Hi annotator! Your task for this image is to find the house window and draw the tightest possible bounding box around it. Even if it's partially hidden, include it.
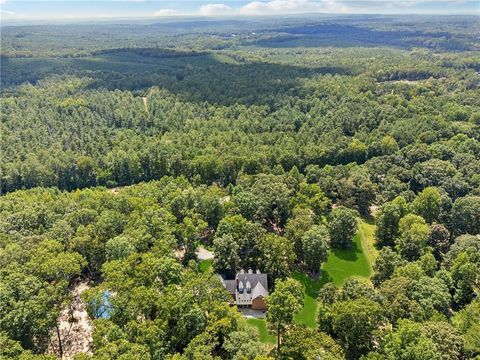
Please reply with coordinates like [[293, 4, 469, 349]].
[[238, 281, 244, 294], [246, 281, 251, 294]]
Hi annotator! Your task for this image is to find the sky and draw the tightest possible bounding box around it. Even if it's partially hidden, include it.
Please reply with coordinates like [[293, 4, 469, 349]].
[[1, 0, 479, 21]]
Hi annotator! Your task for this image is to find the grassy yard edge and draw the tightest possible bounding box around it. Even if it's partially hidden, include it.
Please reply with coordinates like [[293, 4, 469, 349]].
[[358, 220, 378, 273], [248, 219, 378, 341]]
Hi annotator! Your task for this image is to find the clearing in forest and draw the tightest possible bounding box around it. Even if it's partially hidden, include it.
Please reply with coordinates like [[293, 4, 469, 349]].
[[249, 220, 377, 340], [293, 220, 377, 328], [321, 220, 376, 286]]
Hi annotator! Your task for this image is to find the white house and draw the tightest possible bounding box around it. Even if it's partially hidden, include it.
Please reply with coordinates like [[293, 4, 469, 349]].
[[219, 269, 268, 310]]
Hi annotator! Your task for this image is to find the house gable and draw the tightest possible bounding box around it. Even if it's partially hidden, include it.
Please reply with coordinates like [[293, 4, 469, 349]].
[[219, 269, 269, 308]]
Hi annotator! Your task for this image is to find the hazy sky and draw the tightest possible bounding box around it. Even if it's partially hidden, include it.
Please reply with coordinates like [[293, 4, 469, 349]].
[[1, 0, 479, 20]]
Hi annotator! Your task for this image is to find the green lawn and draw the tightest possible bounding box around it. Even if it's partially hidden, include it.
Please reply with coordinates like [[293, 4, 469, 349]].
[[246, 318, 276, 344], [199, 259, 213, 273], [322, 220, 375, 286], [249, 220, 377, 341], [359, 221, 378, 268], [292, 271, 327, 328]]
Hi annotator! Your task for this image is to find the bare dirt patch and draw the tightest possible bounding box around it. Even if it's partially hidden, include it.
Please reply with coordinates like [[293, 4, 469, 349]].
[[175, 247, 186, 260], [369, 205, 379, 217], [49, 281, 93, 359]]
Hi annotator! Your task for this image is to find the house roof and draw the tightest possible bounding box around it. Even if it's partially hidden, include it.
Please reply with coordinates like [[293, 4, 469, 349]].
[[219, 270, 269, 300], [218, 275, 236, 294], [236, 272, 268, 294], [225, 280, 237, 294], [251, 281, 268, 300]]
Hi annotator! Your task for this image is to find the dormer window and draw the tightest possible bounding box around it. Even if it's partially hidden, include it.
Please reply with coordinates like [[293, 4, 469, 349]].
[[246, 281, 251, 294], [238, 281, 244, 294]]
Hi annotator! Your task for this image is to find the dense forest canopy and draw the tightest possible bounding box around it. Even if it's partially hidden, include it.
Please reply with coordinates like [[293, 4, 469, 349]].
[[1, 14, 480, 360], [1, 14, 479, 58]]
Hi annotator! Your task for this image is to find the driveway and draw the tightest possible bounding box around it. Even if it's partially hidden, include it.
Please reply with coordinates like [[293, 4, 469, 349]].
[[239, 308, 267, 319], [196, 246, 214, 260]]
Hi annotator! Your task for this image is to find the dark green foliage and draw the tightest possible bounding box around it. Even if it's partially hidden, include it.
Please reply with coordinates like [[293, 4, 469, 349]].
[[450, 252, 479, 307], [408, 276, 451, 317], [222, 330, 266, 360], [258, 233, 296, 280], [412, 187, 443, 224], [2, 38, 480, 202], [301, 225, 330, 275], [428, 223, 451, 259], [365, 320, 464, 360], [444, 234, 480, 267], [1, 15, 480, 360], [452, 300, 480, 356], [451, 196, 480, 236], [395, 214, 430, 261], [213, 234, 240, 277], [375, 196, 408, 248], [365, 319, 443, 360], [266, 278, 304, 355], [0, 239, 85, 351], [328, 207, 357, 249], [372, 246, 404, 285], [280, 325, 345, 360], [285, 207, 315, 261], [320, 297, 384, 358], [215, 214, 264, 268]]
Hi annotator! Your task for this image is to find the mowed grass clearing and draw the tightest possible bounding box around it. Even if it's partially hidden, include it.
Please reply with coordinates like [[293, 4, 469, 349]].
[[199, 259, 213, 273], [246, 318, 276, 344], [249, 220, 377, 340], [322, 220, 376, 286], [292, 271, 326, 328]]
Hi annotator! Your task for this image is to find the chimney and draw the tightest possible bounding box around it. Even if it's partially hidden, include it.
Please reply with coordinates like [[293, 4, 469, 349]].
[[248, 269, 253, 274], [239, 269, 245, 274], [256, 269, 261, 274]]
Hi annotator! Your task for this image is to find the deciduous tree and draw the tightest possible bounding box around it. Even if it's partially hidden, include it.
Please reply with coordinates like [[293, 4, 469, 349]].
[[266, 278, 304, 357], [328, 207, 357, 249], [301, 225, 330, 275]]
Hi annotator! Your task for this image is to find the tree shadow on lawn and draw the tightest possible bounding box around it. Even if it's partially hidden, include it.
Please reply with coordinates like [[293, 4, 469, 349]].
[[292, 270, 332, 300], [331, 234, 362, 262], [292, 270, 333, 328]]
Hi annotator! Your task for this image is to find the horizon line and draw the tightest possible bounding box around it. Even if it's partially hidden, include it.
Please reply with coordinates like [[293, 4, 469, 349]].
[[2, 12, 479, 25]]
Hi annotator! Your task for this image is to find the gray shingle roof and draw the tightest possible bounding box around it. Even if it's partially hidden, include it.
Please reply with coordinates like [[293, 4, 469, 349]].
[[218, 275, 237, 294], [224, 279, 237, 294], [219, 270, 269, 302], [236, 273, 268, 292]]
